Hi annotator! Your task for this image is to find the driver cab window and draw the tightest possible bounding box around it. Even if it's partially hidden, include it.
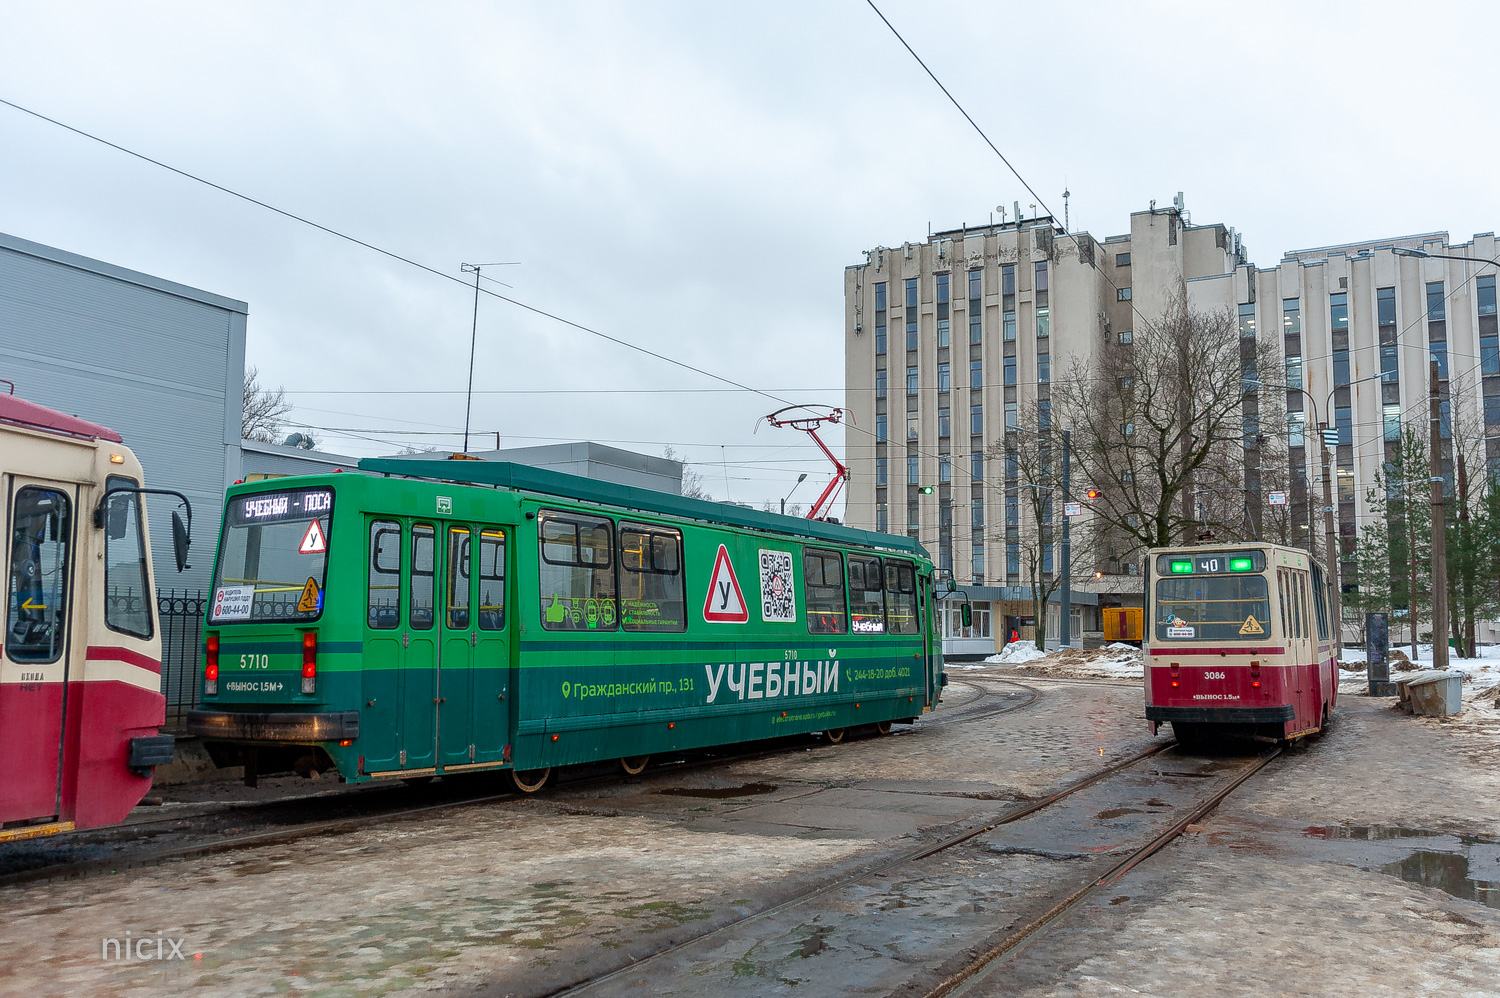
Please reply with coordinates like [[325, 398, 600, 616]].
[[7, 486, 72, 663]]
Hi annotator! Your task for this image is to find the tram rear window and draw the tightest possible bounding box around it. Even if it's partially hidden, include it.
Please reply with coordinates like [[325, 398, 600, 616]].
[[210, 488, 333, 623], [1154, 575, 1270, 642]]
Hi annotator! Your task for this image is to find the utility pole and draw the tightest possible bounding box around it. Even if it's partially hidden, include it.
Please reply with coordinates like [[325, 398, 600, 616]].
[[1060, 429, 1072, 648], [459, 260, 520, 454], [1318, 421, 1341, 654], [1428, 361, 1450, 670]]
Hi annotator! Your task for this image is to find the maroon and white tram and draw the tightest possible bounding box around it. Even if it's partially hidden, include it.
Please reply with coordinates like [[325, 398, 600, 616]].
[[0, 390, 189, 842], [1144, 543, 1338, 746]]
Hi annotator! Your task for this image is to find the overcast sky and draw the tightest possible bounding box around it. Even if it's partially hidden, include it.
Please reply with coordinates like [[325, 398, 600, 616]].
[[5, 1, 1499, 515]]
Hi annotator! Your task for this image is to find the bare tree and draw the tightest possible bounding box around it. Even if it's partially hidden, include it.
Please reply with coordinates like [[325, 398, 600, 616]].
[[1054, 290, 1276, 557], [242, 365, 293, 443], [663, 446, 712, 500]]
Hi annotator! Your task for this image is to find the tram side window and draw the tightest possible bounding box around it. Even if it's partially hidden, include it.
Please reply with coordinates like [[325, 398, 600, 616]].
[[1276, 570, 1290, 640], [447, 527, 472, 629], [368, 520, 401, 629], [410, 524, 435, 630], [619, 522, 685, 633], [103, 475, 153, 639], [848, 555, 885, 634], [6, 486, 71, 663], [804, 548, 847, 634], [1294, 572, 1307, 639], [1310, 563, 1329, 641], [885, 560, 921, 635], [477, 529, 506, 630], [539, 511, 617, 631]]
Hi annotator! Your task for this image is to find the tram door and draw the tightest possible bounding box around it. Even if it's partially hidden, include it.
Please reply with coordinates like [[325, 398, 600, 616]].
[[360, 519, 405, 773], [435, 522, 512, 769], [1, 480, 76, 823], [400, 524, 439, 771]]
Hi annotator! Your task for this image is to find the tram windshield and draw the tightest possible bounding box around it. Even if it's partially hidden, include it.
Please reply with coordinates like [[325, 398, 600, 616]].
[[210, 488, 333, 623], [1154, 575, 1271, 642]]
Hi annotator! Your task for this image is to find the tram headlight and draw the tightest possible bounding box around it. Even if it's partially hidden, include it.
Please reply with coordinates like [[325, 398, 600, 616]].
[[301, 631, 318, 694], [204, 635, 219, 695]]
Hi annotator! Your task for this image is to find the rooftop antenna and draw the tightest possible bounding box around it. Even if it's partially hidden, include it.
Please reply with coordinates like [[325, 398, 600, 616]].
[[996, 204, 1007, 224], [459, 261, 520, 453], [1062, 188, 1071, 232]]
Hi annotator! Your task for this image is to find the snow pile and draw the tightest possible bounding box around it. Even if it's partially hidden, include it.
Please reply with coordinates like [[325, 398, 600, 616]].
[[983, 642, 1145, 679]]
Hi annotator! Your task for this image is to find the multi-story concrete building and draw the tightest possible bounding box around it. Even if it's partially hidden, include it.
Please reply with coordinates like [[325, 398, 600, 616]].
[[843, 198, 1500, 652]]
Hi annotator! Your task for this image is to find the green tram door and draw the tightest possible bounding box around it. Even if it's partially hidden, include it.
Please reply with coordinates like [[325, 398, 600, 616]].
[[361, 519, 511, 778]]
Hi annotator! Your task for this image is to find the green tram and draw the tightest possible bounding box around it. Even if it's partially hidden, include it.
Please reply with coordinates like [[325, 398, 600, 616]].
[[188, 458, 944, 789]]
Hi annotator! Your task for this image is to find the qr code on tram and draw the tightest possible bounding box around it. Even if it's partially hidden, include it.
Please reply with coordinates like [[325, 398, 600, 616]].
[[759, 548, 796, 623]]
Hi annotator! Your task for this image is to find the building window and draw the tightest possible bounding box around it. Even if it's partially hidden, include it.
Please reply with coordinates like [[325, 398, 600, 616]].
[[1122, 422, 1135, 436], [1002, 265, 1016, 341], [1003, 310, 1017, 341], [1005, 448, 1018, 480], [876, 457, 887, 486], [1479, 275, 1497, 316], [1035, 261, 1048, 294], [1380, 345, 1398, 384], [1426, 281, 1445, 320], [1289, 411, 1305, 447], [972, 497, 984, 527], [938, 407, 950, 438], [907, 313, 918, 352], [1283, 298, 1301, 336], [972, 548, 984, 579], [907, 414, 919, 441], [970, 403, 983, 435], [1485, 395, 1500, 427], [1116, 252, 1131, 267], [1439, 398, 1452, 439], [1431, 346, 1449, 379], [968, 268, 982, 343], [876, 503, 888, 532], [905, 277, 918, 310], [939, 455, 952, 483], [1383, 404, 1401, 442], [936, 273, 950, 335], [1042, 543, 1053, 575], [1282, 355, 1301, 390], [876, 413, 887, 443], [1037, 352, 1050, 384], [876, 370, 887, 399], [970, 358, 982, 389], [1330, 292, 1349, 333], [1003, 356, 1016, 387], [1117, 287, 1132, 301], [971, 451, 984, 480], [908, 501, 920, 530], [907, 366, 919, 395], [1118, 329, 1132, 344], [1238, 302, 1256, 339], [1005, 491, 1019, 526], [1333, 348, 1349, 386], [875, 282, 887, 312], [875, 281, 887, 356], [907, 455, 919, 485], [1335, 405, 1352, 445], [938, 363, 950, 391], [1377, 286, 1396, 327], [1036, 304, 1050, 339], [1005, 402, 1018, 430], [1037, 398, 1050, 431], [1006, 541, 1019, 576], [1482, 332, 1500, 376]]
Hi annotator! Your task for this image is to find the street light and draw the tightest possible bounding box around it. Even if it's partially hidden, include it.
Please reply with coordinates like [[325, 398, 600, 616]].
[[781, 473, 808, 516]]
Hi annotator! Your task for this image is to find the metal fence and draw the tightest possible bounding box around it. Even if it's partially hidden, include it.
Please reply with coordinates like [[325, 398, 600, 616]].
[[156, 588, 206, 730]]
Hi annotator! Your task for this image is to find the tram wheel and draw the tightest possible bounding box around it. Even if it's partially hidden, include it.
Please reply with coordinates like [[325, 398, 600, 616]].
[[512, 767, 551, 793], [619, 755, 650, 776], [875, 720, 892, 736], [824, 728, 846, 744]]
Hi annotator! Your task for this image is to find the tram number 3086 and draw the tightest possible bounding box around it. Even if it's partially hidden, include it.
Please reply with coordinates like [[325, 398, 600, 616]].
[[1204, 671, 1226, 680], [240, 654, 270, 670]]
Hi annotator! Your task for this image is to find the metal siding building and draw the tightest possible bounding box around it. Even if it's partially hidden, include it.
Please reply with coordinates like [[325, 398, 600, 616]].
[[0, 230, 247, 593]]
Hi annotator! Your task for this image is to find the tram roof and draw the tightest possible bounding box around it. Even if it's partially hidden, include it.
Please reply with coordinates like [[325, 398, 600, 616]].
[[358, 457, 928, 559]]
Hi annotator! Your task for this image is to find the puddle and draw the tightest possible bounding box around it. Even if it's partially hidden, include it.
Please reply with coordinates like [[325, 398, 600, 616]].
[[1096, 807, 1147, 820], [798, 925, 833, 958], [659, 783, 779, 799], [1381, 851, 1500, 910], [1303, 824, 1500, 846]]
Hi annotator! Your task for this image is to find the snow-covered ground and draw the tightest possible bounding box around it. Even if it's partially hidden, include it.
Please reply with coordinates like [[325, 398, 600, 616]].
[[966, 640, 1500, 696], [1338, 643, 1500, 695]]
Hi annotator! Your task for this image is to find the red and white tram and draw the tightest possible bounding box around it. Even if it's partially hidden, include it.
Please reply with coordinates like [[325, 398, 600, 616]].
[[1144, 543, 1338, 746], [1, 390, 189, 842]]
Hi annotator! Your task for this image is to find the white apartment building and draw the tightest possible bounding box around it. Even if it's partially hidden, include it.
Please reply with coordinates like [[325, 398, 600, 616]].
[[843, 198, 1500, 652]]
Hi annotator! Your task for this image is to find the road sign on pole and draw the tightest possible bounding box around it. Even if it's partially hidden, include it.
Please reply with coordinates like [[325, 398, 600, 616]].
[[1322, 428, 1340, 448], [1063, 501, 1083, 517], [1267, 491, 1287, 506]]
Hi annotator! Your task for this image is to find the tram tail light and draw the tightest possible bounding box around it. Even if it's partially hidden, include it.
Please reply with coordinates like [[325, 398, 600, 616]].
[[302, 632, 318, 694], [204, 635, 219, 695], [1250, 660, 1261, 688], [1170, 663, 1180, 689]]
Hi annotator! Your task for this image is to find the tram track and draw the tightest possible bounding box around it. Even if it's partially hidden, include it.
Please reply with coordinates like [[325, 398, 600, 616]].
[[0, 680, 1040, 889], [534, 740, 1284, 998]]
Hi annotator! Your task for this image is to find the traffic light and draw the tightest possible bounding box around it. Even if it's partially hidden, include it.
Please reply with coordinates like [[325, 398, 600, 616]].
[[960, 602, 973, 627], [919, 486, 934, 494], [1085, 488, 1101, 499]]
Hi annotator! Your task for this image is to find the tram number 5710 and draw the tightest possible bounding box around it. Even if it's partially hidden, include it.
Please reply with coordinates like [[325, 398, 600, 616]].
[[240, 654, 270, 670]]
